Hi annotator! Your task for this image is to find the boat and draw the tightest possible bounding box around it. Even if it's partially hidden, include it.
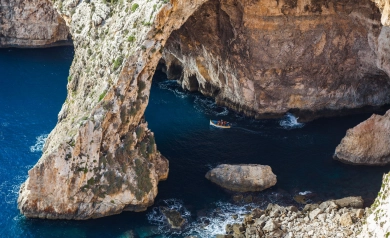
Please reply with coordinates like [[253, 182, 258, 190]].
[[210, 120, 231, 129]]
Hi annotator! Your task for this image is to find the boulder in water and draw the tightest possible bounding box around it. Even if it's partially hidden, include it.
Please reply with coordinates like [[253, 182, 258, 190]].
[[205, 164, 277, 192], [334, 111, 390, 165]]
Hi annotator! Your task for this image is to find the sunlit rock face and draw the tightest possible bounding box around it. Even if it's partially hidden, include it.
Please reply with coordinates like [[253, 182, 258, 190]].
[[8, 0, 390, 226], [334, 110, 390, 165], [162, 0, 390, 121], [17, 0, 208, 220], [0, 0, 71, 47]]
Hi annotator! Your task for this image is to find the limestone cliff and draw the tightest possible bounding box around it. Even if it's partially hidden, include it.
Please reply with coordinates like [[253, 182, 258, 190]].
[[162, 0, 390, 121], [10, 0, 390, 225], [358, 173, 390, 237], [0, 0, 71, 47], [18, 0, 207, 219]]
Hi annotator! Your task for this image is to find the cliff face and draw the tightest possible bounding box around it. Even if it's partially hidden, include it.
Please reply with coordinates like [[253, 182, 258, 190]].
[[18, 0, 207, 219], [0, 0, 71, 47], [162, 0, 390, 121], [9, 0, 390, 225], [359, 173, 390, 237]]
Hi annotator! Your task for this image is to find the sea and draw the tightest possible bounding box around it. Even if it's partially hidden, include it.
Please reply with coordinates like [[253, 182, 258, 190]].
[[1, 46, 389, 237]]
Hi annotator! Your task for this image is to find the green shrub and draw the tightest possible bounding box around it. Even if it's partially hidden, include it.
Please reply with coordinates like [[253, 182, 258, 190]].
[[98, 91, 107, 102], [131, 3, 139, 12], [136, 126, 144, 139], [127, 35, 135, 42], [134, 159, 153, 200], [113, 56, 124, 71]]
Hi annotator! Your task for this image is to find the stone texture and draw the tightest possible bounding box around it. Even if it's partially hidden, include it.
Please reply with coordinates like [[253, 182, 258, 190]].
[[160, 206, 186, 229], [334, 111, 390, 165], [359, 172, 390, 237], [224, 197, 366, 238], [333, 197, 364, 208], [17, 0, 208, 220], [0, 0, 71, 47], [162, 0, 390, 121], [339, 213, 353, 226], [205, 164, 277, 192]]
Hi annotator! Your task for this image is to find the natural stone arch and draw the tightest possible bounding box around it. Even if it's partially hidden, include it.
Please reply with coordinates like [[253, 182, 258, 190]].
[[17, 0, 210, 220], [11, 0, 390, 224]]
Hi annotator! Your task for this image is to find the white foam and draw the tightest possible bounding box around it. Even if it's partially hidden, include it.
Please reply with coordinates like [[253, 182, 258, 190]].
[[158, 81, 188, 98], [147, 198, 191, 235], [30, 134, 48, 153], [184, 201, 254, 237], [279, 113, 304, 130], [299, 191, 312, 196]]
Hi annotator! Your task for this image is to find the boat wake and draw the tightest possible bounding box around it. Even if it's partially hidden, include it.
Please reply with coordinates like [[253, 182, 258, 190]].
[[279, 113, 305, 130], [232, 127, 263, 134], [30, 134, 48, 153]]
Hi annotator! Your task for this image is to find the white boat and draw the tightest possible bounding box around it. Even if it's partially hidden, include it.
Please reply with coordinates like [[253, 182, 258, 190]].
[[210, 120, 231, 129]]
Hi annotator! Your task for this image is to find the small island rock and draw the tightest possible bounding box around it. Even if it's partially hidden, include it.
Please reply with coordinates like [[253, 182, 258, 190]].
[[334, 111, 390, 165], [205, 164, 277, 192], [160, 206, 186, 229]]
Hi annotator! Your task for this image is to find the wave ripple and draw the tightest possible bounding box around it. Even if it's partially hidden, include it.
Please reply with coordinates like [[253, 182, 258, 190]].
[[279, 113, 304, 130], [30, 134, 48, 153]]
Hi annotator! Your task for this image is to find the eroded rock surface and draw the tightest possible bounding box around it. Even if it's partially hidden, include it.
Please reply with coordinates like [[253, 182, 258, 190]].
[[163, 0, 390, 121], [334, 110, 390, 165], [222, 198, 367, 238], [205, 164, 277, 192], [359, 172, 390, 237], [17, 0, 208, 219], [0, 0, 71, 47]]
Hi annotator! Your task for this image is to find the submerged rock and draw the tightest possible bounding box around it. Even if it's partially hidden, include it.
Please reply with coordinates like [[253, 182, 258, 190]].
[[205, 164, 277, 192], [160, 206, 186, 229], [293, 195, 308, 204], [334, 111, 390, 165]]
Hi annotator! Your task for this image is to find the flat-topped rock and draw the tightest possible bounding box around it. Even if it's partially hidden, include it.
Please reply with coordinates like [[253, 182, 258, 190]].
[[205, 164, 277, 192]]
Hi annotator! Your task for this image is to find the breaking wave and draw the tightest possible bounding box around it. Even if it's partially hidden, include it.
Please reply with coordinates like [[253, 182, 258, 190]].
[[279, 113, 304, 130], [184, 202, 254, 237], [147, 199, 261, 237], [30, 134, 48, 153], [158, 80, 188, 99], [146, 199, 191, 235], [299, 191, 312, 196]]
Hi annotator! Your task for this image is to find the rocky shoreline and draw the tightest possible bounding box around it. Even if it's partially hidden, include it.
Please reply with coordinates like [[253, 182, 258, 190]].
[[216, 197, 366, 238]]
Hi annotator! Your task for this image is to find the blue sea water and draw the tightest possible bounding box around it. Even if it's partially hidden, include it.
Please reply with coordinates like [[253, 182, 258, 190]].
[[1, 47, 390, 237]]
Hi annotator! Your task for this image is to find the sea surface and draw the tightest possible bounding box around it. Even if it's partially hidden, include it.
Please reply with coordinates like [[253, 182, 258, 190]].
[[1, 47, 390, 237]]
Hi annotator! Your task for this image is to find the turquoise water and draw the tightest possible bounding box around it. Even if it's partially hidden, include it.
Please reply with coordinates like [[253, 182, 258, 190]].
[[1, 47, 390, 237]]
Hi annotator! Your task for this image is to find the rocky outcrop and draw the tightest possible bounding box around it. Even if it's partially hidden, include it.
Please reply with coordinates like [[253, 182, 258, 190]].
[[372, 0, 390, 26], [0, 0, 71, 47], [160, 206, 186, 229], [205, 164, 277, 192], [358, 172, 390, 238], [17, 0, 208, 219], [10, 0, 390, 225], [334, 110, 390, 165], [221, 198, 367, 238], [162, 0, 390, 121]]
